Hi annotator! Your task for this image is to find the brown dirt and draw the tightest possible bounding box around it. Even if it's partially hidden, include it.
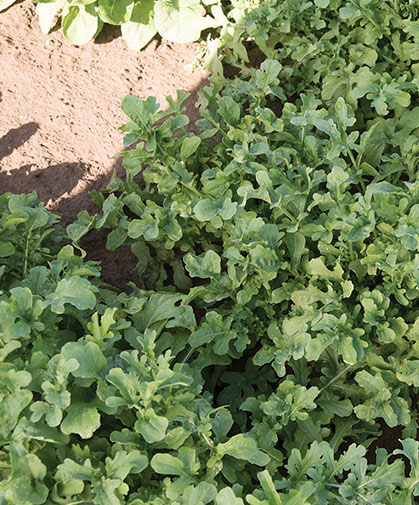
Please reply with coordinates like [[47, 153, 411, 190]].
[[0, 0, 208, 287]]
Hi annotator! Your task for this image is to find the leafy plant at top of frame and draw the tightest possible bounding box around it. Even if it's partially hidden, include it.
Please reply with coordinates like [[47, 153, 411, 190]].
[[1, 0, 226, 49], [34, 0, 224, 48], [0, 0, 18, 13]]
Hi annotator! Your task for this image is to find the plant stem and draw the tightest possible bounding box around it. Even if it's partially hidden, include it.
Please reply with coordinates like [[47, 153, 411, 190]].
[[319, 363, 354, 394], [65, 501, 94, 505], [23, 224, 34, 276]]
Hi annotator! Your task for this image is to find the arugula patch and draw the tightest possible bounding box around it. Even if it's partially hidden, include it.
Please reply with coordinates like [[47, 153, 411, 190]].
[[2, 0, 419, 503]]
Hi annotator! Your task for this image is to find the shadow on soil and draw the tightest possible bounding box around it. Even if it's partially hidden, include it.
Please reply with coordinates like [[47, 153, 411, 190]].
[[0, 82, 207, 289], [0, 122, 39, 162]]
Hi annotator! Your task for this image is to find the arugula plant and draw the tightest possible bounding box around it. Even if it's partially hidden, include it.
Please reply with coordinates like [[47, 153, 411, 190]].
[[0, 192, 65, 291], [2, 0, 419, 503], [1, 196, 418, 504], [60, 3, 418, 500], [200, 0, 419, 79]]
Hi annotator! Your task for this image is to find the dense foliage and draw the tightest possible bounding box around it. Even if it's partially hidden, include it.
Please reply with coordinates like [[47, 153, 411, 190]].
[[0, 0, 237, 49], [1, 0, 419, 504]]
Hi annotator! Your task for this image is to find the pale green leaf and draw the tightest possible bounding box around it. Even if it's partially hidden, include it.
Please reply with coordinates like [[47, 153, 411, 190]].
[[61, 341, 107, 379], [62, 5, 101, 45], [97, 0, 134, 25], [46, 275, 96, 314], [154, 0, 204, 43], [36, 0, 63, 34], [121, 0, 157, 51], [61, 403, 101, 439]]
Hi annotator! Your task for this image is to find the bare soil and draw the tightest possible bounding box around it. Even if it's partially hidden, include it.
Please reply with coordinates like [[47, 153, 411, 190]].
[[0, 0, 208, 286]]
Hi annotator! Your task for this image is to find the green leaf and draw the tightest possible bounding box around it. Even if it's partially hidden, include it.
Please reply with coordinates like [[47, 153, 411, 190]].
[[307, 258, 343, 282], [154, 0, 205, 43], [249, 244, 279, 274], [181, 136, 201, 159], [189, 482, 217, 505], [212, 410, 233, 440], [327, 166, 349, 192], [334, 97, 355, 130], [151, 453, 185, 475], [97, 0, 134, 25], [0, 390, 33, 438], [217, 435, 270, 466], [396, 360, 419, 386], [193, 199, 220, 221], [121, 94, 159, 125], [46, 275, 96, 314], [61, 341, 107, 379], [121, 0, 157, 51], [394, 439, 419, 485], [61, 403, 101, 439], [287, 441, 326, 482], [258, 470, 282, 505], [57, 458, 96, 481], [135, 411, 169, 443], [355, 370, 386, 394], [62, 4, 101, 45], [193, 197, 237, 222], [0, 241, 15, 257], [189, 311, 237, 354], [218, 96, 241, 125], [105, 450, 148, 480], [325, 443, 367, 479], [66, 210, 96, 242], [106, 226, 128, 251], [128, 214, 159, 240], [30, 401, 62, 427], [216, 487, 245, 505], [184, 250, 221, 278], [91, 478, 122, 505], [132, 293, 195, 331], [286, 232, 305, 271]]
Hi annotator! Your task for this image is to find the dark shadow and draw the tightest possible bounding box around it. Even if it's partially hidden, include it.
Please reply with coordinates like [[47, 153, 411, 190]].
[[0, 161, 88, 215], [48, 19, 63, 35], [93, 23, 123, 45], [0, 91, 2, 104], [0, 122, 39, 162]]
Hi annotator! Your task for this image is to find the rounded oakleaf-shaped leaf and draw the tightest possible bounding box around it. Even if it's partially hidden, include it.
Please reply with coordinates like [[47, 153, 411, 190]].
[[61, 404, 101, 439], [62, 4, 102, 45], [154, 0, 205, 43], [121, 0, 157, 51]]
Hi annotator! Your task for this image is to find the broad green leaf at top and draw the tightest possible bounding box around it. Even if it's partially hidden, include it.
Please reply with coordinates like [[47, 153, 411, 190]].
[[154, 0, 208, 43]]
